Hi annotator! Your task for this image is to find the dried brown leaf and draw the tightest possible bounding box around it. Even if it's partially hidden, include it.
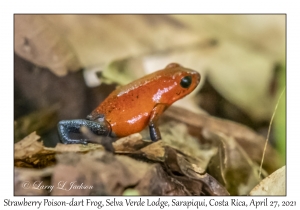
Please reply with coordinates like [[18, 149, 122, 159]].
[[14, 132, 43, 159], [14, 132, 103, 168], [43, 15, 201, 67], [160, 121, 218, 173], [135, 164, 190, 196], [113, 133, 149, 152], [139, 141, 166, 162], [164, 146, 229, 196], [14, 15, 81, 76]]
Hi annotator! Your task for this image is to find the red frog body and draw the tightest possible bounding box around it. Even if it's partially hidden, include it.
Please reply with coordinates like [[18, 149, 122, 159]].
[[58, 63, 200, 149]]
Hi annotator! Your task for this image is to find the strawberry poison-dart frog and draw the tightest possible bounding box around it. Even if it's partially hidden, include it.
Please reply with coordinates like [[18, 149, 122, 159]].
[[58, 63, 201, 147]]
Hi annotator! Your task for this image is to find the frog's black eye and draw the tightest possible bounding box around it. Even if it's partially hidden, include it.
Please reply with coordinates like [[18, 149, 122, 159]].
[[180, 76, 192, 88]]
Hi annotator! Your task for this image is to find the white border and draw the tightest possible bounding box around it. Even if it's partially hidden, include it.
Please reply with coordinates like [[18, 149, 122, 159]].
[[2, 0, 298, 209]]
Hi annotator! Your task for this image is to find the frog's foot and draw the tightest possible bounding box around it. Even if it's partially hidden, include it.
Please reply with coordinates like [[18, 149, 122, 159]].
[[57, 119, 93, 145]]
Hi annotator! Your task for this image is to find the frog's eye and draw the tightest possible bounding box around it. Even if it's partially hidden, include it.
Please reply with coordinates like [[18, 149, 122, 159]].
[[180, 76, 192, 88]]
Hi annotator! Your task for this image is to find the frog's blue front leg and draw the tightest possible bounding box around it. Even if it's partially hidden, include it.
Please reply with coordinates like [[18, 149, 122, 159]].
[[57, 119, 111, 145]]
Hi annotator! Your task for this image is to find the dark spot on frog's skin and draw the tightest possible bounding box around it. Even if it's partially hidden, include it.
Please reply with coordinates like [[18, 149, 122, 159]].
[[176, 91, 182, 95], [136, 95, 139, 99]]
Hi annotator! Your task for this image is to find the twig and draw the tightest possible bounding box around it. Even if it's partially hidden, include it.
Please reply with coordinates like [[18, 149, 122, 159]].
[[259, 87, 285, 178]]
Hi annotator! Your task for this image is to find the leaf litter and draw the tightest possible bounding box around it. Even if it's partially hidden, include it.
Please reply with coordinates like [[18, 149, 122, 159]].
[[14, 106, 282, 195]]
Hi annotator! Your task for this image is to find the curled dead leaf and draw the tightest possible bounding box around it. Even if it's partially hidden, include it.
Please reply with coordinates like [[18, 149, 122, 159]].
[[164, 146, 229, 196], [204, 130, 266, 195]]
